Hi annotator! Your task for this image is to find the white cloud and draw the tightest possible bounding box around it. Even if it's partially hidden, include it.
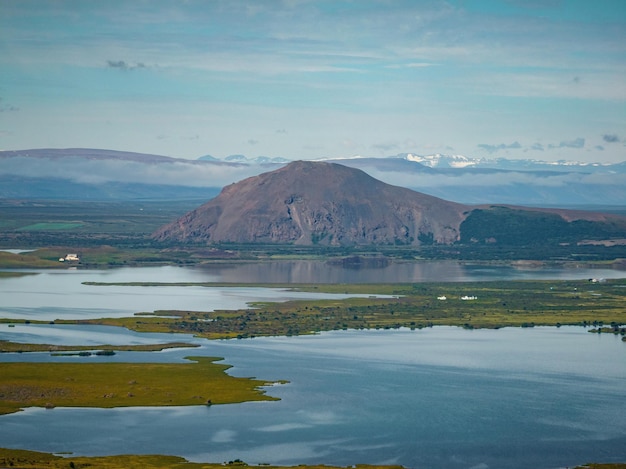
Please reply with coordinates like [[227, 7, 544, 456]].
[[0, 157, 265, 187], [362, 166, 626, 190]]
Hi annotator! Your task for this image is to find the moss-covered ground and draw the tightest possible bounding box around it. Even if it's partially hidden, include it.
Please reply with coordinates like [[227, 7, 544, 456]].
[[0, 356, 281, 415]]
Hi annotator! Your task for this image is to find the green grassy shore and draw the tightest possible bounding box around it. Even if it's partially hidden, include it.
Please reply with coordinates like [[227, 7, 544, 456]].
[[0, 448, 622, 469], [0, 341, 198, 353], [0, 356, 281, 415]]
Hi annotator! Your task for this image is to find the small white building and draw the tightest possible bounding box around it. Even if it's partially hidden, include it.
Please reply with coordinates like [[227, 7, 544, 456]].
[[59, 253, 80, 262]]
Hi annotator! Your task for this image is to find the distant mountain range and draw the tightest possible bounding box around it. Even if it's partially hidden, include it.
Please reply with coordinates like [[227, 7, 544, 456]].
[[365, 153, 626, 172], [1, 148, 625, 206], [199, 154, 291, 164], [204, 151, 626, 173], [153, 161, 626, 247]]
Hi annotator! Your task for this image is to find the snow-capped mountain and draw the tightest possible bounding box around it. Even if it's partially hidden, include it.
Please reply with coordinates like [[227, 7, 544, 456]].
[[221, 154, 290, 164], [200, 151, 621, 173], [384, 153, 620, 172], [399, 153, 480, 168]]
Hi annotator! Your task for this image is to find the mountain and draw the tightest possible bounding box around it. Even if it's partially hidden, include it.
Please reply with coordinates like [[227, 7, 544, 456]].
[[153, 161, 626, 246], [222, 154, 290, 164], [0, 147, 183, 163], [153, 161, 468, 245], [401, 153, 478, 168], [322, 155, 626, 206], [377, 153, 626, 173], [197, 154, 219, 162]]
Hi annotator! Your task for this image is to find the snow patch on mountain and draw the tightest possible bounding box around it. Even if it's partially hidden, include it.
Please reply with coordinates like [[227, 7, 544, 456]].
[[401, 153, 479, 168]]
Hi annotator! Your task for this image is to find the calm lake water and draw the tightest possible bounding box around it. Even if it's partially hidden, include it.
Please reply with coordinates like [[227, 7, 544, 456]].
[[1, 262, 625, 468], [1, 327, 625, 469], [2, 261, 625, 321], [0, 265, 400, 321], [174, 260, 626, 284]]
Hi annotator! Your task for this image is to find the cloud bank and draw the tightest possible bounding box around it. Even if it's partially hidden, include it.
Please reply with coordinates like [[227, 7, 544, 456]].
[[0, 157, 265, 188]]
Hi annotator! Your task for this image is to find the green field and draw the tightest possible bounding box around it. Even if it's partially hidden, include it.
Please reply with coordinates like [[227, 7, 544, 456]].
[[0, 199, 201, 233], [18, 222, 84, 231]]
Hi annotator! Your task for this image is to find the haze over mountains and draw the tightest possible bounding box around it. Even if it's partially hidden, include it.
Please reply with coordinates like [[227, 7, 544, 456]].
[[1, 148, 626, 206]]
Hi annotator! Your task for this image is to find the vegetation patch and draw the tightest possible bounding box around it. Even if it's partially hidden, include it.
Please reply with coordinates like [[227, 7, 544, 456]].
[[18, 222, 84, 231], [460, 207, 626, 246], [0, 448, 406, 469], [0, 341, 198, 354], [65, 279, 626, 339], [0, 270, 39, 278], [0, 252, 60, 268], [0, 356, 281, 415]]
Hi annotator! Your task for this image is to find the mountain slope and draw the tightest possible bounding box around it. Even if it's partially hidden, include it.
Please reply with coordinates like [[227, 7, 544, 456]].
[[153, 161, 470, 246], [152, 161, 626, 247]]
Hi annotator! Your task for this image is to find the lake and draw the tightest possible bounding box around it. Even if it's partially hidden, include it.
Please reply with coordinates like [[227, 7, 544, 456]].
[[167, 260, 626, 284], [2, 261, 626, 321], [1, 262, 625, 468], [1, 327, 625, 469], [0, 265, 401, 321]]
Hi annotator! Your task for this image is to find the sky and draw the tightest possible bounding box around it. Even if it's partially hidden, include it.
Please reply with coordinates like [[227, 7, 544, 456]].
[[1, 0, 625, 163]]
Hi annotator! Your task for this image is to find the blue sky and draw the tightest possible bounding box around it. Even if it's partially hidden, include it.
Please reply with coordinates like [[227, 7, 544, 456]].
[[1, 0, 625, 162]]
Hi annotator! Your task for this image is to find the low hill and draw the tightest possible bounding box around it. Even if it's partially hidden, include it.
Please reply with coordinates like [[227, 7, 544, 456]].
[[153, 161, 626, 246]]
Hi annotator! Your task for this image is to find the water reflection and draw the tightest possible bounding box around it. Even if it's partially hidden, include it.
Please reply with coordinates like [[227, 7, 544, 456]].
[[192, 260, 626, 283], [0, 267, 395, 320]]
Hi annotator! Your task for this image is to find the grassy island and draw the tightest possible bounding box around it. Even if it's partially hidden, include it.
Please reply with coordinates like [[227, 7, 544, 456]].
[[0, 356, 282, 415], [70, 278, 626, 339], [0, 340, 198, 354]]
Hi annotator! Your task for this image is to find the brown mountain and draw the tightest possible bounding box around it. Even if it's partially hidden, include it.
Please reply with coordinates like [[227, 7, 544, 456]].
[[153, 160, 626, 246]]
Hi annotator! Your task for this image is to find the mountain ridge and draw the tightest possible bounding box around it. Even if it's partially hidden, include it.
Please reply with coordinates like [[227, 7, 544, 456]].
[[2, 148, 626, 205]]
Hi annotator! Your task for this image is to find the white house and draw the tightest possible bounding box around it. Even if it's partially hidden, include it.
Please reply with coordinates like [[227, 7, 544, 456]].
[[59, 253, 80, 262]]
